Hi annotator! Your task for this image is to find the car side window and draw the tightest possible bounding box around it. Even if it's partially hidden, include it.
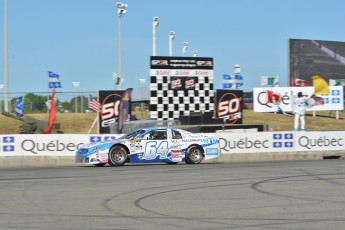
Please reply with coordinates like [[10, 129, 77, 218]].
[[142, 131, 167, 140], [142, 133, 152, 140], [172, 130, 182, 139]]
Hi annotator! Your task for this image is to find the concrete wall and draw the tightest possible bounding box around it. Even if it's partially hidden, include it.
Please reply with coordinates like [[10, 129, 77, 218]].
[[1, 150, 344, 168]]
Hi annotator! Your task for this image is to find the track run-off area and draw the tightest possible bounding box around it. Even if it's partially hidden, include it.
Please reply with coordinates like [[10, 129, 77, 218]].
[[1, 160, 345, 229]]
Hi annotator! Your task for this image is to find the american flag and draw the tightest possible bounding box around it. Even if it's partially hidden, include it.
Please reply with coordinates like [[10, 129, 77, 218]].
[[89, 95, 102, 112]]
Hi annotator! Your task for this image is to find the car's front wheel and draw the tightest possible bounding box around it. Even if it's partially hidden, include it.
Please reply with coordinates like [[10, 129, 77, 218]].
[[185, 145, 204, 164], [108, 145, 128, 166]]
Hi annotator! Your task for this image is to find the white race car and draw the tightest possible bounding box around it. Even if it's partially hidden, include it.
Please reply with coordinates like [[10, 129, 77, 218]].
[[76, 127, 220, 166]]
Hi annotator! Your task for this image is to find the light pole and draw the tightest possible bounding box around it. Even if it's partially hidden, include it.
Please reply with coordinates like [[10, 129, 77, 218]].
[[72, 82, 80, 113], [169, 31, 175, 56], [182, 42, 188, 57], [193, 50, 199, 57], [152, 16, 159, 56], [139, 78, 146, 87], [0, 84, 3, 114], [117, 2, 127, 90], [234, 64, 241, 74], [4, 0, 9, 112], [81, 94, 84, 113]]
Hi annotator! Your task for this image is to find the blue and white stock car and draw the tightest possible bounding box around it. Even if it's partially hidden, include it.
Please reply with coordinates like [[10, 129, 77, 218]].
[[76, 127, 220, 166]]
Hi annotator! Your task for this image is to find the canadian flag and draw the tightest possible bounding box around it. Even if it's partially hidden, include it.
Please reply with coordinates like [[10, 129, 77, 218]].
[[267, 90, 281, 105], [292, 77, 308, 86]]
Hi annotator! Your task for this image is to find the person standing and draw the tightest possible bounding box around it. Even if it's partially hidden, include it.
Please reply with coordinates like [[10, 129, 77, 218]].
[[293, 92, 310, 131]]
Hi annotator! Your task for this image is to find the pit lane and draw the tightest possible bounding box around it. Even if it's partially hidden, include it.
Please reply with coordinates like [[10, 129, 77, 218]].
[[1, 160, 345, 229]]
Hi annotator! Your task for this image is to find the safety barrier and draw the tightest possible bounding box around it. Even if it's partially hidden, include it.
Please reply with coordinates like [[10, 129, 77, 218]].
[[1, 131, 344, 167]]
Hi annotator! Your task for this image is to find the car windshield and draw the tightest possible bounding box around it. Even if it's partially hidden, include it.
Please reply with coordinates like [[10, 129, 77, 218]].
[[118, 129, 146, 140]]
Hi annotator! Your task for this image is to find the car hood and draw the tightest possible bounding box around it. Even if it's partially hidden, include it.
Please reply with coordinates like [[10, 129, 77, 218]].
[[80, 139, 128, 149]]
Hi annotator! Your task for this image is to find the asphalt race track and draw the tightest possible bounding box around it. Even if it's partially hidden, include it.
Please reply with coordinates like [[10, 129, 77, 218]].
[[1, 160, 345, 229]]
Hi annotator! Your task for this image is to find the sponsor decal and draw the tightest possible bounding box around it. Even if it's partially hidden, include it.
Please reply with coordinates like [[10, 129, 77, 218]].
[[170, 144, 184, 149], [2, 145, 15, 152], [170, 77, 197, 90], [155, 70, 170, 76], [332, 98, 340, 103], [254, 87, 344, 112], [203, 138, 218, 144], [90, 136, 102, 142], [175, 70, 189, 76], [3, 136, 15, 143], [220, 137, 269, 151], [170, 150, 184, 162], [104, 136, 117, 141], [150, 57, 213, 70], [197, 60, 212, 66], [21, 139, 85, 154], [206, 148, 219, 156], [98, 90, 132, 133], [257, 90, 291, 109], [2, 136, 15, 152], [182, 139, 203, 143], [151, 60, 168, 65], [171, 77, 182, 90], [100, 92, 122, 128], [194, 70, 209, 76], [185, 78, 196, 89], [298, 135, 343, 150], [332, 90, 340, 96], [136, 144, 142, 150], [272, 133, 294, 148], [216, 90, 243, 124]]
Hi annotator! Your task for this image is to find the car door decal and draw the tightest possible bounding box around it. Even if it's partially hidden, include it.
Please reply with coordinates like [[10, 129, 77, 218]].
[[143, 141, 169, 160]]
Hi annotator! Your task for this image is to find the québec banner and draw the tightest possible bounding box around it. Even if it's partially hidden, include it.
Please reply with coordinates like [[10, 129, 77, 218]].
[[253, 86, 344, 112], [1, 131, 344, 156]]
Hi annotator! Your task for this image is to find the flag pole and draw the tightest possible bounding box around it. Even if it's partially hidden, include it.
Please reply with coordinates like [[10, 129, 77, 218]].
[[88, 116, 98, 134]]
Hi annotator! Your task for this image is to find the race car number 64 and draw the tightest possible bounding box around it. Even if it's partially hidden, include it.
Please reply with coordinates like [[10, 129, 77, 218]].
[[144, 141, 169, 160]]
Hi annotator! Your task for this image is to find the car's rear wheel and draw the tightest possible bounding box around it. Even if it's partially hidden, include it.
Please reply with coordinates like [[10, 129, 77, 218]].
[[185, 145, 204, 164], [108, 145, 128, 166]]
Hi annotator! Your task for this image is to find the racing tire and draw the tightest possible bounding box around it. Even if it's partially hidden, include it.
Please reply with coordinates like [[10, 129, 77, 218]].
[[108, 145, 128, 166], [185, 145, 204, 164]]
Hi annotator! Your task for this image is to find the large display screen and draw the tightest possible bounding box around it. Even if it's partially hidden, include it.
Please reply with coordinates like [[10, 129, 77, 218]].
[[289, 39, 345, 86]]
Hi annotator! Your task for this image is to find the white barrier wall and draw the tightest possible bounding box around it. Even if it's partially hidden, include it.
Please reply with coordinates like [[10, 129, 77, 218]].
[[1, 131, 344, 157], [215, 131, 345, 154], [0, 134, 122, 156]]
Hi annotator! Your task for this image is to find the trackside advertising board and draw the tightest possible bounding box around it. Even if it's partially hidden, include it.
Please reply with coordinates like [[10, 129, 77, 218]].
[[98, 90, 133, 134], [1, 131, 344, 156], [215, 131, 345, 154], [253, 86, 344, 112], [0, 134, 122, 156], [216, 89, 243, 124]]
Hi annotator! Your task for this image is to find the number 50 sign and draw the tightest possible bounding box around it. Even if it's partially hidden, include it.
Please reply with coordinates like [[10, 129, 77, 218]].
[[216, 89, 243, 124], [98, 91, 124, 133]]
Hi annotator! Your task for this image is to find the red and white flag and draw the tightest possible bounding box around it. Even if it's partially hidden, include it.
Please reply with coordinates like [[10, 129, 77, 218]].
[[292, 77, 308, 86], [267, 90, 281, 105], [88, 95, 102, 112], [44, 88, 56, 134]]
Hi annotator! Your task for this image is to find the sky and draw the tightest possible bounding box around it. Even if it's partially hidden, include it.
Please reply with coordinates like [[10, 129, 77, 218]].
[[1, 0, 345, 101]]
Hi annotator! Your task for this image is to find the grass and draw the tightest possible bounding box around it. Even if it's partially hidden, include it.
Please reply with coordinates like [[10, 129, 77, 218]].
[[243, 110, 345, 131], [0, 110, 344, 134]]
